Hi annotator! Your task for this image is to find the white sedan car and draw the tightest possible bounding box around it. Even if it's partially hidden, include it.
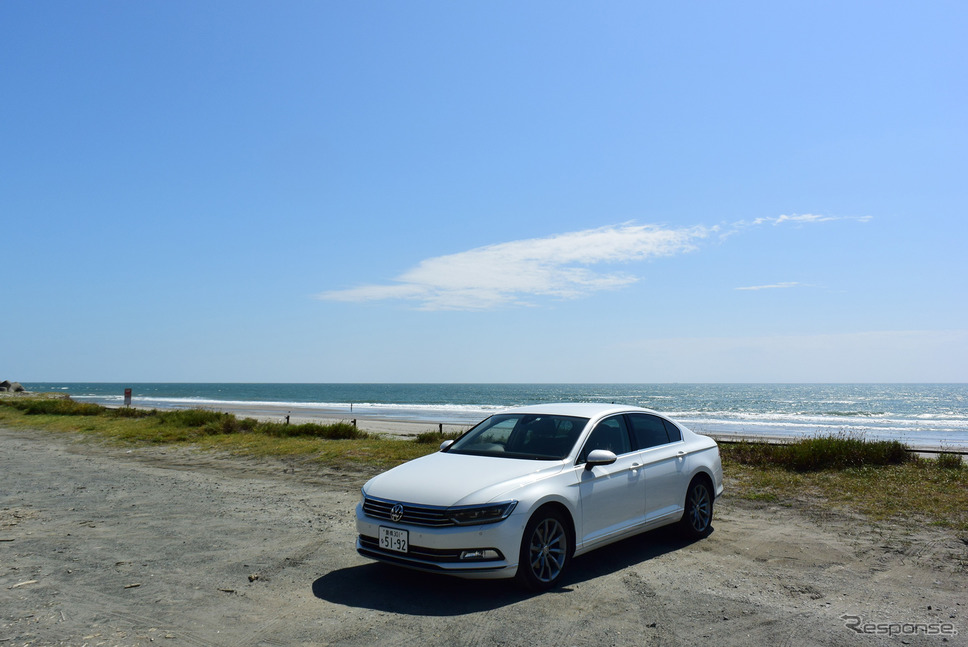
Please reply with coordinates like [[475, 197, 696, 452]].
[[355, 403, 723, 589]]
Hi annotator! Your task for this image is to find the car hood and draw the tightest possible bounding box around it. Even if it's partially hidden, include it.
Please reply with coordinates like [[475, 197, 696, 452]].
[[362, 451, 566, 507]]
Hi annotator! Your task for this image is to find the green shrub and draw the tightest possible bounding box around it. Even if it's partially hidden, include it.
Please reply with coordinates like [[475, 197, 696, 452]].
[[157, 408, 230, 428], [10, 398, 105, 416], [935, 453, 964, 470], [262, 421, 367, 440], [110, 406, 153, 419], [199, 415, 256, 435], [413, 430, 463, 444], [785, 436, 909, 471], [142, 408, 366, 439], [723, 435, 911, 472]]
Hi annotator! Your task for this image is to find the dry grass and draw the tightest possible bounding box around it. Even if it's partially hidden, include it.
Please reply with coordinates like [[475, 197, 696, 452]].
[[0, 395, 429, 471], [723, 452, 968, 531]]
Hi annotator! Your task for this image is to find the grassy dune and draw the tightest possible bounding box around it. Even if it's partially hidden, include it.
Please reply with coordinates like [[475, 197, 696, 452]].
[[1, 394, 965, 530], [722, 440, 966, 528]]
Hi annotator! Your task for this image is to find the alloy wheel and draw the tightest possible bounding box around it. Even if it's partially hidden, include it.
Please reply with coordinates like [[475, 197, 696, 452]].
[[527, 517, 567, 584], [687, 482, 712, 532]]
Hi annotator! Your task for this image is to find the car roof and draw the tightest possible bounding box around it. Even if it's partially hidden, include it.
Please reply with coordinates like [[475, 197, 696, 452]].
[[498, 402, 659, 419]]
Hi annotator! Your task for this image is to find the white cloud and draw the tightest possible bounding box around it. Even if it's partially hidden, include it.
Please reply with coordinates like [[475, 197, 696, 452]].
[[754, 213, 836, 225], [320, 213, 871, 311], [732, 213, 873, 229], [318, 224, 711, 310], [735, 282, 803, 291]]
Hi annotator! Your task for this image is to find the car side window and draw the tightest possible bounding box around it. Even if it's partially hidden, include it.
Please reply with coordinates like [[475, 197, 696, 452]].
[[578, 415, 632, 463], [628, 413, 672, 449], [663, 418, 682, 443], [662, 420, 682, 443]]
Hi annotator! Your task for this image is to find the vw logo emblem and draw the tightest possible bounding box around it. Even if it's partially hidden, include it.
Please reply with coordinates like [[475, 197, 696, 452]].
[[390, 504, 404, 523]]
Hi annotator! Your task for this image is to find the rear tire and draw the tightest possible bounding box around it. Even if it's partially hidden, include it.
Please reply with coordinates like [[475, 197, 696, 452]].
[[515, 509, 570, 590], [679, 477, 713, 539]]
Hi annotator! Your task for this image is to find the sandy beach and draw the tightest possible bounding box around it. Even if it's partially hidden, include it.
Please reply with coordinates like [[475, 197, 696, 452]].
[[112, 400, 474, 439]]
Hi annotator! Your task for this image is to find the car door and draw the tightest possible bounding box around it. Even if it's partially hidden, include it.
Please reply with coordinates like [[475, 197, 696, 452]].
[[627, 413, 688, 524], [576, 415, 646, 547]]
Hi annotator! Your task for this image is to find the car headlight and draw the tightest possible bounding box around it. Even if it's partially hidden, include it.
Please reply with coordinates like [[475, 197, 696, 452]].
[[448, 501, 518, 526]]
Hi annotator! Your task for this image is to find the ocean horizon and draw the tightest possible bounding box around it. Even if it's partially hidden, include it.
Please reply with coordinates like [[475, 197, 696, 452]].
[[22, 382, 968, 450]]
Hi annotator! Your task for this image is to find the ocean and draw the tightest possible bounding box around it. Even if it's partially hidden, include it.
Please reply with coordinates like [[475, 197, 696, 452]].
[[22, 382, 968, 450]]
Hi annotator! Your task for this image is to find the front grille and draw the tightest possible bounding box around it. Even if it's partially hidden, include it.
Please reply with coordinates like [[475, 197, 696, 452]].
[[362, 496, 454, 527]]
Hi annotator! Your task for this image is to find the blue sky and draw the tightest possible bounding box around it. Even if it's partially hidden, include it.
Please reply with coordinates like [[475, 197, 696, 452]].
[[2, 1, 966, 383]]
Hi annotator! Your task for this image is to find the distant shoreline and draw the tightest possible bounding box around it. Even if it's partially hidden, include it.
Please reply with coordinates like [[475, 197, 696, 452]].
[[20, 382, 968, 451], [99, 399, 965, 455]]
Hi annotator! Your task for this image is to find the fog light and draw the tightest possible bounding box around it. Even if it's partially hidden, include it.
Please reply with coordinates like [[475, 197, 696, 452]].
[[460, 549, 500, 561]]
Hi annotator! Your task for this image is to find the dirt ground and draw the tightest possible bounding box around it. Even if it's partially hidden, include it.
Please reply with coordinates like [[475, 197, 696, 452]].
[[1, 427, 965, 647]]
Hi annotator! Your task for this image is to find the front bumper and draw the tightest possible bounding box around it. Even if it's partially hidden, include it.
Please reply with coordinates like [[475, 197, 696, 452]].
[[355, 502, 526, 580]]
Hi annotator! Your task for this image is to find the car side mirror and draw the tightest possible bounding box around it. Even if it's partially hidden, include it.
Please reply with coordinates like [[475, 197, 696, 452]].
[[439, 439, 455, 451], [584, 449, 617, 470]]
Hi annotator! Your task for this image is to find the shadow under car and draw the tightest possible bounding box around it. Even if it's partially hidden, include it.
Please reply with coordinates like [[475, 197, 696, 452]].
[[311, 524, 711, 615]]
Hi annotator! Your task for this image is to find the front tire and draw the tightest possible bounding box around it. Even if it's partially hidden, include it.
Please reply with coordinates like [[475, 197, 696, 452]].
[[516, 509, 570, 590], [679, 478, 713, 539]]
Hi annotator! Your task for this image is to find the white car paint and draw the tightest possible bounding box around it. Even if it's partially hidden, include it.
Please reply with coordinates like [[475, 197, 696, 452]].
[[355, 403, 723, 587]]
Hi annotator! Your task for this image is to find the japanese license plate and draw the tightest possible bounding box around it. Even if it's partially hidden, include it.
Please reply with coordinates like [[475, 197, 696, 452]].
[[379, 526, 409, 553]]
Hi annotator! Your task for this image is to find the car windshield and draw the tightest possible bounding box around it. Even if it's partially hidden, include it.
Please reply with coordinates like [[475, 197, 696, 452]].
[[446, 413, 589, 460]]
